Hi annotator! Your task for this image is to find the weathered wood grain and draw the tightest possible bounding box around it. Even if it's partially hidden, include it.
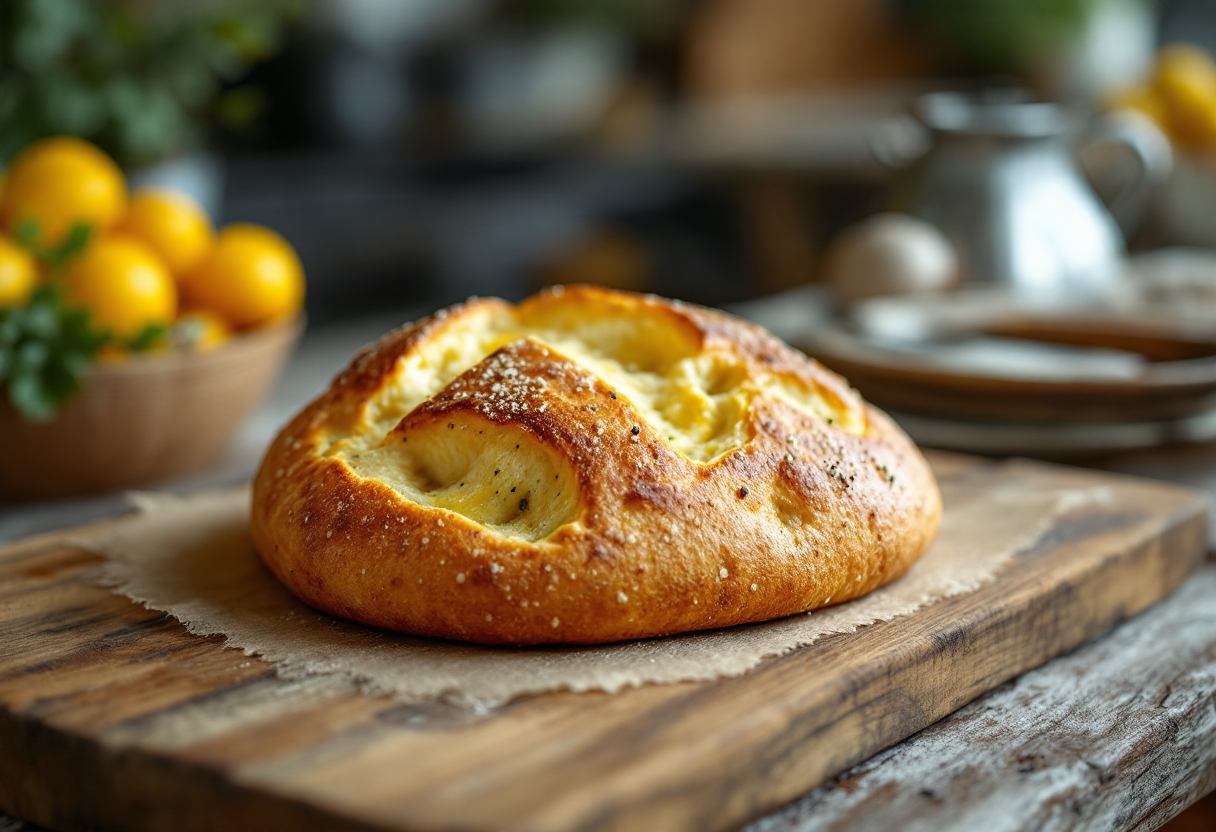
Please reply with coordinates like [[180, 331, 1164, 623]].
[[0, 457, 1207, 832], [746, 564, 1216, 832]]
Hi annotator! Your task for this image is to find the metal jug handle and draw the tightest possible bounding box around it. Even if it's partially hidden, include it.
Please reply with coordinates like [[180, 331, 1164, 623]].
[[1076, 110, 1173, 238]]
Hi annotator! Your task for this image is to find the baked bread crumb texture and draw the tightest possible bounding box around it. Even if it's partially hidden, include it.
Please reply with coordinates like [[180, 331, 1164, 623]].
[[253, 286, 941, 644]]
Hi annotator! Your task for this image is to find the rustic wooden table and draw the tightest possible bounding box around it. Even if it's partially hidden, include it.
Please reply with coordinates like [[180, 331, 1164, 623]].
[[2, 307, 1214, 832], [746, 562, 1216, 832]]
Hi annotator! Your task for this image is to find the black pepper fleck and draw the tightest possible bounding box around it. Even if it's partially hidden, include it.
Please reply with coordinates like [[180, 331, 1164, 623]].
[[519, 497, 528, 511], [738, 486, 749, 498], [511, 486, 516, 493], [610, 392, 617, 399], [631, 425, 640, 435]]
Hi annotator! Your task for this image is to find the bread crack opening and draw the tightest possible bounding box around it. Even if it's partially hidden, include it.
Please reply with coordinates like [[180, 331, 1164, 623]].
[[344, 418, 578, 542], [328, 294, 864, 531]]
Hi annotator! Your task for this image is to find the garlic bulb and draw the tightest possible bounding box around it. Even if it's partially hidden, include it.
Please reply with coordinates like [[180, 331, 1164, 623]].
[[826, 214, 957, 305]]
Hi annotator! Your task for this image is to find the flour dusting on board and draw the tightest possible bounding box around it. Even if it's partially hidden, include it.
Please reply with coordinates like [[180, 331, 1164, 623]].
[[80, 461, 1113, 709]]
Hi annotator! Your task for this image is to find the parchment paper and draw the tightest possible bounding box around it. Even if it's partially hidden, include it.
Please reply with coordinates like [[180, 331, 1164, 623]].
[[77, 463, 1111, 709]]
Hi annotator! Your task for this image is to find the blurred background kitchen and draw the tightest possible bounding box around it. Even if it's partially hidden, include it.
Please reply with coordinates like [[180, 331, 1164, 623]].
[[11, 0, 1216, 523], [8, 0, 1211, 315]]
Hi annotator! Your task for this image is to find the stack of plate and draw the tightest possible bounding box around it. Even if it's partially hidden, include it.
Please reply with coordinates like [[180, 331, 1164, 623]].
[[731, 267, 1216, 456]]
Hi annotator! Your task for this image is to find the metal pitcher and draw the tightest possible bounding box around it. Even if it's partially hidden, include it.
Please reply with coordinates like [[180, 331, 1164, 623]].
[[899, 90, 1170, 301]]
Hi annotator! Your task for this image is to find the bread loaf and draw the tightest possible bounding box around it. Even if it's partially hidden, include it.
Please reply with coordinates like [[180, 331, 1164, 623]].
[[252, 286, 941, 644]]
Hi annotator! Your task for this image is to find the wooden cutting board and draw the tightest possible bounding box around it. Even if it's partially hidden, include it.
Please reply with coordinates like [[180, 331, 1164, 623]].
[[0, 453, 1207, 832]]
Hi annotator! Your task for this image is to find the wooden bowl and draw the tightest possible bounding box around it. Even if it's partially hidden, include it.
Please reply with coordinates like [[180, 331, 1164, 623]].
[[0, 317, 303, 501]]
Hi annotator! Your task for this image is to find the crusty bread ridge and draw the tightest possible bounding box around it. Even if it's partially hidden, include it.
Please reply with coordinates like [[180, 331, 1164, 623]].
[[251, 286, 941, 645]]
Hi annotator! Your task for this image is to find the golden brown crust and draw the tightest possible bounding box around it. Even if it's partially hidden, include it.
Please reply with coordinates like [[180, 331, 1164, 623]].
[[251, 286, 941, 644]]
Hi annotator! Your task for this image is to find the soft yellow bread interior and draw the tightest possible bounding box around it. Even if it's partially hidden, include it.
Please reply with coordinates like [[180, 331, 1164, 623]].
[[340, 417, 580, 541], [328, 296, 865, 540]]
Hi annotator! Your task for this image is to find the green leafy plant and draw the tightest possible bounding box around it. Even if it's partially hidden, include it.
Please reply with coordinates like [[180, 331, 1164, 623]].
[[0, 282, 107, 422], [0, 222, 167, 422], [0, 0, 296, 167], [909, 0, 1100, 74]]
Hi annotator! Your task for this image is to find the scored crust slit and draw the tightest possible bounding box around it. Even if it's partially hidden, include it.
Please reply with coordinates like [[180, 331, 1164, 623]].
[[252, 286, 942, 645]]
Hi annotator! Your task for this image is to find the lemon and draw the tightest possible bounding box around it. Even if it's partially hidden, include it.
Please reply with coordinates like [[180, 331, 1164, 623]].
[[171, 310, 232, 352], [66, 236, 177, 339], [117, 188, 215, 281], [0, 236, 37, 308], [1155, 44, 1216, 147], [188, 223, 304, 328], [0, 137, 127, 246]]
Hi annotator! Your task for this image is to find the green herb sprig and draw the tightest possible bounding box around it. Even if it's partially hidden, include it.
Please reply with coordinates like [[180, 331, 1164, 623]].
[[0, 282, 107, 421]]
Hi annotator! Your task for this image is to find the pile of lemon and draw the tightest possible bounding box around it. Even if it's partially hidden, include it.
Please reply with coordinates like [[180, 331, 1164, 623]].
[[0, 137, 303, 353], [1113, 44, 1216, 151]]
